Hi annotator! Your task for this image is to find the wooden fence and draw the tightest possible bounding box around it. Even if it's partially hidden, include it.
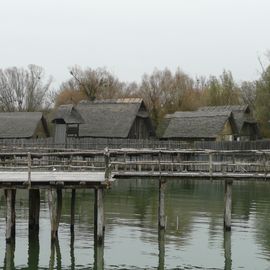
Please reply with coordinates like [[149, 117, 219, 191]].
[[1, 137, 270, 151]]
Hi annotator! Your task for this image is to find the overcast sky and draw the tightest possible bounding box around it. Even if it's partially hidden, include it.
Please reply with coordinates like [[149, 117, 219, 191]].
[[0, 0, 269, 87]]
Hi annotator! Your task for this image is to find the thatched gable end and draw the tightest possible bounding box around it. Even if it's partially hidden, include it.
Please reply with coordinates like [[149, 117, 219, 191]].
[[52, 98, 155, 140], [159, 111, 237, 141], [77, 98, 155, 139], [0, 112, 49, 139], [198, 105, 260, 140]]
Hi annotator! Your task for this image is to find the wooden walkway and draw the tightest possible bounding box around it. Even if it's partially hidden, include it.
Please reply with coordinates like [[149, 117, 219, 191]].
[[1, 147, 270, 244]]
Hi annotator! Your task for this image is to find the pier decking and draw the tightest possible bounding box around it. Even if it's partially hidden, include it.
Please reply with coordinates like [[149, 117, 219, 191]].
[[1, 147, 270, 244]]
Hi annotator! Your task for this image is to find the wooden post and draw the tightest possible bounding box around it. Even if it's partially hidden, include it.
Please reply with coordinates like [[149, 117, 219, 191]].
[[224, 179, 233, 231], [28, 152, 31, 187], [29, 189, 40, 231], [94, 188, 104, 244], [209, 152, 213, 179], [5, 189, 16, 242], [48, 189, 62, 242], [70, 189, 76, 231], [104, 147, 111, 184], [158, 179, 166, 229]]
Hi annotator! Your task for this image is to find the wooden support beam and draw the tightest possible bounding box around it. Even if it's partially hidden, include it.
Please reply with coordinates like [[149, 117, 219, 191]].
[[5, 189, 16, 242], [94, 188, 104, 244], [70, 189, 76, 231], [224, 179, 233, 231], [48, 189, 62, 242], [158, 179, 166, 229], [29, 189, 40, 231]]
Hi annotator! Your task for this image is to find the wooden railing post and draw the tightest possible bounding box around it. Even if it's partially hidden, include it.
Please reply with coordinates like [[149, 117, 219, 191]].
[[209, 151, 213, 179], [158, 151, 161, 174], [28, 152, 31, 187], [104, 147, 111, 184], [263, 151, 267, 179]]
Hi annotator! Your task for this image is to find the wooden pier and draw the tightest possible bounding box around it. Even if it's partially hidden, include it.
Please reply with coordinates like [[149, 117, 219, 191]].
[[1, 147, 270, 244]]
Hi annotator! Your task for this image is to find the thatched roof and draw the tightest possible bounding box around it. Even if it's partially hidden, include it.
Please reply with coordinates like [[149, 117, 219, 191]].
[[76, 98, 152, 138], [0, 112, 49, 138], [198, 105, 256, 134], [52, 98, 154, 138], [51, 104, 84, 124], [159, 111, 235, 139]]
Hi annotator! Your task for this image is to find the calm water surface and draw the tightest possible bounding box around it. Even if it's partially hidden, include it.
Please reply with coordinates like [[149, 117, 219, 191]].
[[0, 179, 270, 269]]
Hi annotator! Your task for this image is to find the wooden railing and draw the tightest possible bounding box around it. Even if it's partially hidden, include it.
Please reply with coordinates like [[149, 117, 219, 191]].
[[0, 148, 270, 180]]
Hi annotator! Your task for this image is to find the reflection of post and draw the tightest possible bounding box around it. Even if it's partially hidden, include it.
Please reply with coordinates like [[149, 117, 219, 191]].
[[49, 238, 62, 270], [49, 242, 55, 270], [5, 189, 16, 242], [224, 180, 233, 231], [70, 189, 76, 232], [28, 230, 40, 269], [158, 228, 165, 270], [224, 231, 232, 270], [55, 238, 62, 270], [94, 239, 104, 270], [159, 179, 166, 229], [48, 188, 62, 242], [4, 240, 15, 270], [29, 189, 40, 231], [70, 232, 75, 270], [94, 187, 104, 244]]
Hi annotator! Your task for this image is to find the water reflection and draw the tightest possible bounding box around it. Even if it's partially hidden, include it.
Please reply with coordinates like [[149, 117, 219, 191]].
[[224, 231, 232, 270], [2, 181, 270, 269], [94, 240, 104, 270], [4, 240, 15, 270], [49, 238, 62, 270], [70, 232, 75, 270], [28, 231, 39, 269], [158, 229, 165, 270]]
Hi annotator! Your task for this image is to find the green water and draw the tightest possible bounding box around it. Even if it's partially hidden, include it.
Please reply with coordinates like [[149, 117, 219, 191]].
[[1, 179, 270, 269]]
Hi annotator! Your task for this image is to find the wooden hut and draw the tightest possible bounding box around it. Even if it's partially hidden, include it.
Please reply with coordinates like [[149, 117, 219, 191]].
[[52, 104, 84, 144], [158, 111, 237, 142], [198, 105, 260, 141], [52, 98, 155, 142], [0, 112, 49, 139]]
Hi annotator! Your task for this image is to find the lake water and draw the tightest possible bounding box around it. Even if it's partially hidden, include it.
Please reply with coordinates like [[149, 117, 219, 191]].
[[0, 179, 270, 269]]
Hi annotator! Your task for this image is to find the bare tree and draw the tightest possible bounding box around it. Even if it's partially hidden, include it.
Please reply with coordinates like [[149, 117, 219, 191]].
[[0, 65, 52, 112], [68, 66, 124, 101]]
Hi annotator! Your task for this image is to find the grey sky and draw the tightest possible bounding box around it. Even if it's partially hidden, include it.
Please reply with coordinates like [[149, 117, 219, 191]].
[[0, 0, 269, 87]]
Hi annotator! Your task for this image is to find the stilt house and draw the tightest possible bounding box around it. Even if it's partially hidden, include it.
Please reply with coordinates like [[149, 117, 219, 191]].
[[0, 112, 49, 139], [52, 98, 155, 143], [158, 111, 237, 141], [198, 105, 260, 141]]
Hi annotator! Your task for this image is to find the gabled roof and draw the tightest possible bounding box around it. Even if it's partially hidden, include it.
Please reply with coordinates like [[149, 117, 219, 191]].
[[198, 105, 254, 133], [75, 98, 152, 138], [159, 111, 235, 139], [51, 104, 84, 124], [0, 112, 49, 138]]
